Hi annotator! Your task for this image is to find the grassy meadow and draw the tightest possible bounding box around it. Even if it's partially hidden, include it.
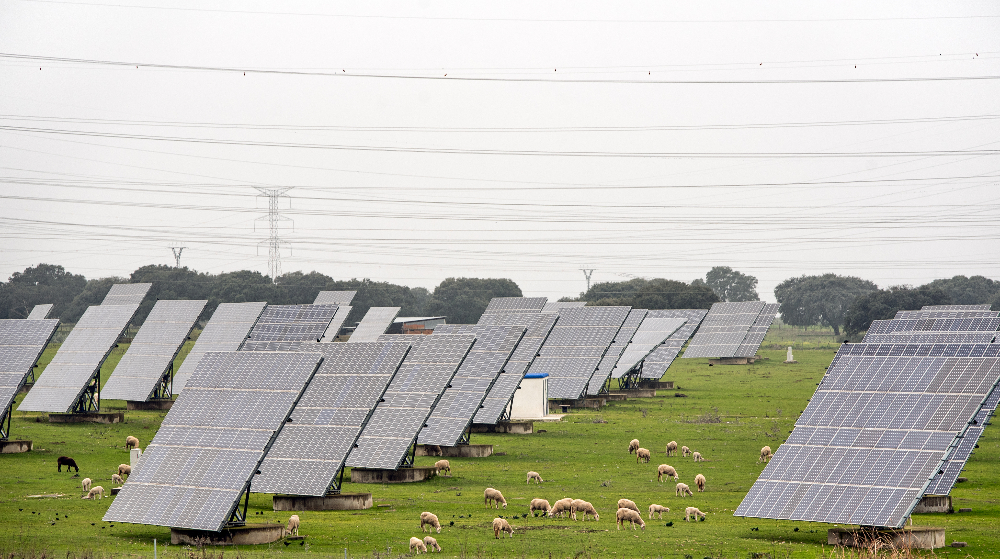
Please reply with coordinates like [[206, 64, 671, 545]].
[[1, 342, 999, 558]]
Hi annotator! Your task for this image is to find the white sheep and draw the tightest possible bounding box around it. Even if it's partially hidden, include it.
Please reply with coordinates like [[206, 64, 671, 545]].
[[617, 498, 639, 513], [548, 498, 573, 518], [492, 517, 514, 538], [420, 511, 441, 533], [648, 504, 670, 519], [636, 448, 651, 463], [685, 507, 706, 522], [529, 498, 551, 516], [759, 445, 772, 463], [526, 471, 543, 484], [423, 536, 441, 552], [409, 536, 427, 554], [125, 435, 139, 450], [628, 439, 640, 454], [681, 445, 691, 457], [111, 474, 124, 486], [82, 486, 104, 500], [287, 514, 300, 535], [695, 473, 706, 492], [81, 477, 92, 492], [570, 499, 599, 521], [484, 487, 507, 509], [118, 464, 132, 478], [666, 441, 678, 456], [676, 483, 693, 497], [616, 508, 645, 531], [692, 451, 704, 462], [434, 460, 450, 475], [657, 464, 678, 482]]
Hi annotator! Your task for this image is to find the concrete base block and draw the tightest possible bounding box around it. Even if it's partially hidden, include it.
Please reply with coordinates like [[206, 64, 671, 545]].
[[273, 493, 372, 511], [171, 524, 285, 546], [827, 527, 945, 550], [913, 495, 953, 514], [49, 412, 124, 424], [708, 357, 761, 365], [604, 394, 627, 401], [0, 440, 32, 453], [416, 444, 493, 458], [350, 467, 436, 484], [638, 380, 673, 390], [550, 398, 605, 411], [471, 421, 533, 434], [610, 389, 657, 398], [126, 400, 173, 411]]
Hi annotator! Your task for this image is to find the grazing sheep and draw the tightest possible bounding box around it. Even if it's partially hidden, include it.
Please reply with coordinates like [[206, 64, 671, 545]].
[[548, 498, 573, 518], [616, 508, 645, 531], [529, 498, 551, 516], [57, 456, 78, 473], [685, 507, 706, 522], [617, 499, 639, 513], [676, 483, 693, 497], [681, 446, 691, 457], [423, 536, 441, 552], [657, 464, 678, 482], [570, 499, 599, 521], [118, 464, 131, 478], [492, 517, 514, 538], [111, 474, 124, 486], [81, 478, 92, 492], [694, 474, 706, 492], [692, 451, 704, 462], [287, 514, 300, 535], [526, 471, 543, 484], [666, 441, 678, 456], [82, 486, 104, 500], [434, 460, 450, 475], [648, 504, 670, 519], [409, 536, 427, 554], [759, 445, 772, 463], [628, 439, 640, 454], [484, 487, 507, 509], [420, 512, 441, 533], [125, 436, 139, 450], [636, 448, 651, 463]]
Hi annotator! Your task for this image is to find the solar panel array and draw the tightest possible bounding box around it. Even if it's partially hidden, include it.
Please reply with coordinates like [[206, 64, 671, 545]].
[[527, 306, 630, 400], [419, 325, 525, 445], [253, 341, 410, 496], [26, 304, 53, 320], [612, 317, 687, 378], [639, 309, 709, 379], [346, 334, 475, 469], [683, 301, 768, 359], [864, 318, 1000, 344], [896, 310, 998, 319], [735, 342, 1000, 528], [924, 387, 1000, 495], [243, 304, 339, 345], [313, 291, 357, 305], [473, 313, 558, 424], [18, 303, 140, 412], [0, 319, 60, 418], [482, 297, 547, 314], [348, 307, 401, 343], [587, 309, 647, 395], [321, 306, 352, 342], [173, 302, 266, 393], [102, 283, 152, 306], [923, 304, 993, 311], [102, 300, 208, 401], [541, 301, 586, 313], [735, 303, 780, 357], [103, 351, 322, 531]]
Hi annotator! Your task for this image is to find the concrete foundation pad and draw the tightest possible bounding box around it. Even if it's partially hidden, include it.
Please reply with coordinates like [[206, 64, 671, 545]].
[[828, 527, 945, 550], [550, 398, 604, 411], [638, 380, 673, 390], [49, 412, 124, 424], [0, 440, 32, 453], [708, 357, 760, 365], [171, 524, 285, 546], [126, 400, 173, 411], [471, 421, 533, 434], [350, 467, 436, 484], [416, 444, 493, 458], [610, 389, 657, 398], [913, 495, 953, 514], [273, 493, 372, 511], [604, 394, 627, 401]]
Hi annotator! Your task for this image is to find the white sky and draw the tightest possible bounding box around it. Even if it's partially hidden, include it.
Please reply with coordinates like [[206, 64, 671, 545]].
[[1, 1, 999, 301]]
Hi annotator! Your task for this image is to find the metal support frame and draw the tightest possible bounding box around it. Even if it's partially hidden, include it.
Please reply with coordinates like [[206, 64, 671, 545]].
[[325, 467, 346, 496], [72, 371, 101, 413], [227, 484, 252, 527], [151, 362, 174, 400], [401, 440, 417, 468], [618, 361, 644, 390], [0, 403, 11, 440], [457, 423, 472, 445]]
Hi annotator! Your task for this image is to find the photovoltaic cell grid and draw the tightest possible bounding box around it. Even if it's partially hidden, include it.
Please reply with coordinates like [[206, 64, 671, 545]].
[[346, 334, 475, 469], [321, 306, 352, 342], [863, 318, 1000, 344], [348, 307, 401, 343], [735, 342, 1000, 528], [612, 317, 687, 378], [683, 301, 766, 359], [924, 387, 1000, 495], [639, 309, 709, 379], [26, 304, 53, 320], [0, 319, 59, 416], [102, 300, 207, 402], [419, 325, 526, 445], [541, 301, 586, 314], [244, 304, 339, 344], [473, 313, 558, 424], [923, 305, 993, 311], [481, 297, 547, 315], [18, 304, 140, 412], [173, 302, 266, 394], [735, 303, 779, 358], [253, 341, 410, 496], [527, 306, 630, 400], [587, 309, 647, 394], [313, 291, 357, 305], [103, 351, 322, 531], [896, 310, 998, 320], [102, 283, 151, 306]]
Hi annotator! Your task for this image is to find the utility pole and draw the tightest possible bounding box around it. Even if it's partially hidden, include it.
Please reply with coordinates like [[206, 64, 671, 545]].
[[169, 247, 186, 268], [580, 268, 595, 292], [254, 187, 293, 283]]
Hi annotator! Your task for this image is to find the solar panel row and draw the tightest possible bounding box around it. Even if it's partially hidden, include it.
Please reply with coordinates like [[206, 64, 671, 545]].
[[735, 303, 780, 358], [683, 301, 767, 359], [313, 291, 357, 305], [244, 304, 339, 344], [612, 317, 687, 378], [639, 309, 708, 379], [26, 304, 53, 320], [482, 297, 547, 314], [541, 301, 585, 314], [0, 319, 60, 427], [173, 302, 267, 393], [348, 307, 400, 343], [587, 309, 647, 395], [102, 283, 152, 306]]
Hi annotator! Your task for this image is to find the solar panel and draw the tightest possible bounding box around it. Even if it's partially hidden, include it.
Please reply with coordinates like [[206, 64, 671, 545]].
[[26, 304, 53, 320], [103, 351, 322, 531], [482, 297, 547, 315], [735, 342, 1000, 528], [735, 303, 779, 358], [419, 325, 526, 445], [377, 334, 434, 345], [18, 304, 140, 413], [102, 300, 208, 402], [348, 307, 401, 343], [102, 283, 152, 306], [924, 385, 1000, 495], [244, 304, 339, 344], [321, 305, 352, 342], [863, 318, 1000, 344], [922, 304, 993, 311], [612, 317, 687, 378], [639, 309, 708, 379], [527, 306, 631, 400], [895, 310, 999, 320], [173, 302, 266, 394], [541, 301, 586, 314], [313, 291, 357, 305], [587, 309, 647, 395], [0, 319, 60, 433], [683, 301, 767, 359], [346, 334, 475, 469], [253, 341, 410, 496]]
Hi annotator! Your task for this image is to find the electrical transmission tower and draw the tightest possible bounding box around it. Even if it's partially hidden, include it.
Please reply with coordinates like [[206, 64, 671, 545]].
[[254, 187, 293, 282], [169, 246, 186, 268], [581, 268, 595, 292]]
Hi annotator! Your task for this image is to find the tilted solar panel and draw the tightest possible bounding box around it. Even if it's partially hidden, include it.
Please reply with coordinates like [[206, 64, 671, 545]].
[[321, 306, 352, 342], [683, 301, 766, 359], [541, 301, 586, 314], [244, 304, 338, 344], [924, 386, 1000, 495], [173, 302, 266, 394], [482, 297, 547, 315], [895, 310, 999, 320], [102, 300, 207, 402], [346, 334, 475, 470], [639, 309, 708, 379], [26, 304, 53, 320], [587, 309, 647, 395], [102, 283, 152, 306], [253, 341, 410, 496], [18, 304, 139, 413], [0, 319, 60, 431], [735, 342, 1000, 528], [313, 291, 357, 305], [419, 325, 525, 445], [348, 307, 400, 343], [103, 351, 322, 531], [612, 317, 686, 378], [922, 305, 993, 311], [863, 318, 1000, 344], [735, 303, 779, 358]]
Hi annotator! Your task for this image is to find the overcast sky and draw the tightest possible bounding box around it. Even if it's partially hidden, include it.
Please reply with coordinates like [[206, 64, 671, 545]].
[[1, 1, 999, 301]]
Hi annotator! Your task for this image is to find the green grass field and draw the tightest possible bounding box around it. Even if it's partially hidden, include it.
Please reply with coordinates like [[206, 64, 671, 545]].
[[2, 346, 998, 558]]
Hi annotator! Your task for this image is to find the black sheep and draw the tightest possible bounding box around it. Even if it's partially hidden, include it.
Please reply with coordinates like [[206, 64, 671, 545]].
[[57, 456, 78, 473]]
